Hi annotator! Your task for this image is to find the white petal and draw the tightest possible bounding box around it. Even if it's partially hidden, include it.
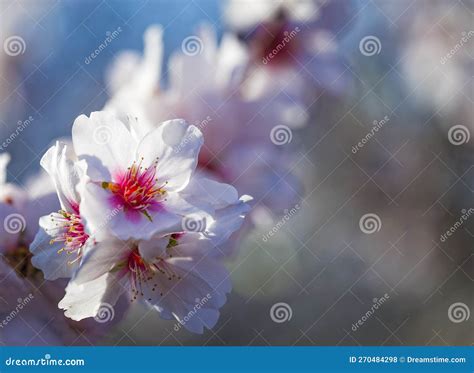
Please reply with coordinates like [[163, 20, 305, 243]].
[[71, 237, 130, 285], [0, 152, 11, 185], [181, 176, 239, 209], [149, 256, 230, 333], [164, 191, 214, 232], [174, 233, 214, 257], [30, 216, 77, 280], [171, 304, 220, 334], [40, 141, 83, 212], [206, 196, 252, 246], [137, 119, 203, 192], [170, 256, 232, 296], [138, 235, 169, 261], [59, 272, 124, 321], [72, 111, 136, 180]]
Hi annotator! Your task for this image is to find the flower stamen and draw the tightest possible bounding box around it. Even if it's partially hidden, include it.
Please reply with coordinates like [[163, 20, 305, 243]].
[[49, 210, 89, 264], [102, 158, 166, 221], [125, 244, 181, 303]]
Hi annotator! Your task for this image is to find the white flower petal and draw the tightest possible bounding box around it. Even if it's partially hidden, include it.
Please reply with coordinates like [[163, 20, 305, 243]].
[[171, 304, 220, 334], [181, 176, 239, 209], [30, 215, 77, 280], [59, 272, 124, 321], [206, 195, 252, 246], [149, 256, 229, 333], [137, 119, 203, 192], [169, 256, 232, 297], [40, 141, 83, 212], [138, 235, 168, 261], [71, 238, 130, 285], [0, 153, 11, 185], [72, 111, 136, 180]]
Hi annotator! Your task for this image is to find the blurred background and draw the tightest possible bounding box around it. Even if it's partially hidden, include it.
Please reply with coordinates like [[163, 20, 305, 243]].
[[0, 0, 472, 345]]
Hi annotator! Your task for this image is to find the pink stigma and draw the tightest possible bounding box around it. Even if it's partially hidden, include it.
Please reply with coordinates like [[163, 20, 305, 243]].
[[102, 158, 166, 221]]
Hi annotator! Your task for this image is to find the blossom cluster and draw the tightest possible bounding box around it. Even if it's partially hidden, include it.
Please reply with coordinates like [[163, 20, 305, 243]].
[[0, 0, 350, 342], [29, 113, 253, 334]]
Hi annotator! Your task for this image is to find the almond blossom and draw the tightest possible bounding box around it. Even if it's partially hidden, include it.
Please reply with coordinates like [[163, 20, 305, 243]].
[[225, 0, 352, 99], [0, 152, 120, 345], [30, 141, 90, 280], [33, 110, 253, 333], [72, 111, 248, 241], [59, 199, 250, 333], [105, 25, 302, 235]]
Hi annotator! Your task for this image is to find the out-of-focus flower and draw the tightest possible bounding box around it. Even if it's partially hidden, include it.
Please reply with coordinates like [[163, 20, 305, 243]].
[[225, 0, 323, 30], [225, 0, 352, 99], [0, 153, 28, 213], [0, 152, 57, 252], [105, 26, 164, 131], [400, 1, 473, 136], [72, 112, 249, 242], [105, 25, 302, 237]]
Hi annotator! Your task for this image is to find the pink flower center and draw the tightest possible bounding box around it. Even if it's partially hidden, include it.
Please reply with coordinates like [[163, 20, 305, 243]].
[[50, 210, 89, 264], [102, 159, 166, 221]]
